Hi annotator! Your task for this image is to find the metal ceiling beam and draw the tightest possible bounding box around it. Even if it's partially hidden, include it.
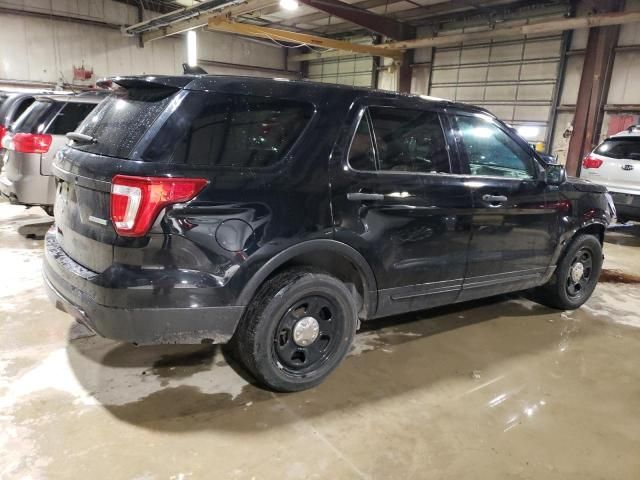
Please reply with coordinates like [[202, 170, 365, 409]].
[[206, 18, 404, 59], [314, 0, 565, 36], [275, 0, 512, 29], [383, 9, 640, 50], [141, 0, 277, 43], [296, 0, 415, 39]]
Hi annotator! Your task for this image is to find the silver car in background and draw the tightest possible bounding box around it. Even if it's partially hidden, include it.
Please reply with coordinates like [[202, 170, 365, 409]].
[[0, 92, 105, 215], [580, 126, 640, 223]]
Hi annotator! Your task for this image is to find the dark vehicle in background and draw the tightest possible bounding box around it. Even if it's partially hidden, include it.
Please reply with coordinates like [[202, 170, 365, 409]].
[[44, 76, 613, 392], [0, 92, 104, 214], [580, 126, 640, 223]]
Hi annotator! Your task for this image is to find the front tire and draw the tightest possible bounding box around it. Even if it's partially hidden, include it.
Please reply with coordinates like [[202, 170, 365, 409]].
[[234, 268, 357, 392], [534, 234, 603, 310]]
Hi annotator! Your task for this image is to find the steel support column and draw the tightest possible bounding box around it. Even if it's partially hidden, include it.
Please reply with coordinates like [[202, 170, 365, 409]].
[[565, 8, 622, 175], [398, 52, 413, 93]]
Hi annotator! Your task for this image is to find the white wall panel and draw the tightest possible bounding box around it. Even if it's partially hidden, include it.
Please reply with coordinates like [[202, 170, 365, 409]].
[[0, 2, 290, 85], [559, 55, 583, 105], [608, 52, 640, 105]]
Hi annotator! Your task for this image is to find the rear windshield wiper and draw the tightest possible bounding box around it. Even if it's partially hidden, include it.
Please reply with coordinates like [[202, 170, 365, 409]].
[[66, 132, 97, 144]]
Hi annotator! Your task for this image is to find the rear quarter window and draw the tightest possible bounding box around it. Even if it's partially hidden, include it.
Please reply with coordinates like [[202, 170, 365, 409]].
[[141, 91, 314, 167], [594, 138, 640, 159]]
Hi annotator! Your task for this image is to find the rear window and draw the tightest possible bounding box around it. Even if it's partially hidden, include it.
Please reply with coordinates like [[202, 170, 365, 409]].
[[47, 102, 98, 135], [594, 138, 640, 159], [12, 101, 61, 134], [72, 86, 178, 159], [13, 97, 35, 122], [142, 91, 314, 167]]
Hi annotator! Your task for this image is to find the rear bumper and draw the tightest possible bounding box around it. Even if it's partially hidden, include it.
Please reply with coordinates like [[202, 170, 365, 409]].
[[609, 191, 640, 221], [0, 168, 55, 207], [43, 230, 245, 345]]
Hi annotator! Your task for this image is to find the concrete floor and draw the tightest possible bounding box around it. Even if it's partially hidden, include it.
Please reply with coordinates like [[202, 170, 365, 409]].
[[1, 201, 640, 480]]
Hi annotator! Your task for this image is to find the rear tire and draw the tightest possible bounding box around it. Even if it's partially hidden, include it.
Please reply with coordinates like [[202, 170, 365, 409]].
[[533, 234, 603, 310], [43, 206, 54, 217], [233, 268, 357, 392]]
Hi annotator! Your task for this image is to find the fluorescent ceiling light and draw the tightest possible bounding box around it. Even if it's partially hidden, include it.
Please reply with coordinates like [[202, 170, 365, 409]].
[[187, 30, 197, 67], [280, 0, 299, 11]]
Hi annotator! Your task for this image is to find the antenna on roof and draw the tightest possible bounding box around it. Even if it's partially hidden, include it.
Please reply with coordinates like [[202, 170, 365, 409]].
[[182, 63, 207, 75]]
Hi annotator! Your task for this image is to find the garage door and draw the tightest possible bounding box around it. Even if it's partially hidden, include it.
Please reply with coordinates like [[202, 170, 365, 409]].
[[429, 34, 563, 146], [305, 36, 375, 87], [306, 53, 375, 87]]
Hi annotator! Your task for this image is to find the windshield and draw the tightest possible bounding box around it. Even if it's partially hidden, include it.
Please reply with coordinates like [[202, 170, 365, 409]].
[[72, 86, 178, 159], [594, 138, 640, 159]]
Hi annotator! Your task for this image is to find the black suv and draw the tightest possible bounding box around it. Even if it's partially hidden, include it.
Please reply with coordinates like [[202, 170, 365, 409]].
[[44, 75, 613, 391]]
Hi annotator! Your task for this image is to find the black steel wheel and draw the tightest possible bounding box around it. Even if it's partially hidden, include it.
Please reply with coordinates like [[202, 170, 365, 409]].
[[273, 295, 342, 375], [233, 268, 357, 392], [565, 247, 593, 300], [533, 234, 602, 310]]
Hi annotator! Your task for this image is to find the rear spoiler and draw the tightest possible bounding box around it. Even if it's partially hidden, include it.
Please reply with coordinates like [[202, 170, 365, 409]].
[[95, 76, 194, 91]]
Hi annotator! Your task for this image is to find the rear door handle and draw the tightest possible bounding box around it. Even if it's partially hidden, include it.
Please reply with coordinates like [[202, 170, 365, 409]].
[[347, 192, 385, 202], [482, 194, 508, 203]]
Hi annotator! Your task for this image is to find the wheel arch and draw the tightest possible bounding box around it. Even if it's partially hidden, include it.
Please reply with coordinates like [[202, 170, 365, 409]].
[[237, 240, 378, 319], [551, 220, 607, 269], [575, 221, 606, 245]]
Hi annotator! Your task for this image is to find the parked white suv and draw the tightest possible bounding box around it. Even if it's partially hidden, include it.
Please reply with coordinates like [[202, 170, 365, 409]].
[[580, 126, 640, 222]]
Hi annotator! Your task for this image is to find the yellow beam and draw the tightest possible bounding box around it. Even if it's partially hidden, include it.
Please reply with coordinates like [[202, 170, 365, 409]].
[[206, 18, 404, 60]]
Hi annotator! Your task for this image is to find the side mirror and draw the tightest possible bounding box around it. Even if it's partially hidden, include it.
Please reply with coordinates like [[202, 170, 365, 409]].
[[545, 164, 566, 186]]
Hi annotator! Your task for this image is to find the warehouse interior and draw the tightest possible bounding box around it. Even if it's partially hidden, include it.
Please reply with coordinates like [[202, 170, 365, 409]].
[[1, 0, 640, 478]]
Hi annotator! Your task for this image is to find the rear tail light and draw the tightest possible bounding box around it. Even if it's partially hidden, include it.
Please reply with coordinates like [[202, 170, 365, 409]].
[[110, 175, 208, 237], [10, 133, 53, 154], [0, 125, 6, 145], [582, 154, 603, 169]]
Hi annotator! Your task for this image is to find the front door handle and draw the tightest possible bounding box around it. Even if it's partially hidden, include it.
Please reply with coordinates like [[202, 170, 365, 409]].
[[482, 194, 508, 203], [347, 192, 385, 202]]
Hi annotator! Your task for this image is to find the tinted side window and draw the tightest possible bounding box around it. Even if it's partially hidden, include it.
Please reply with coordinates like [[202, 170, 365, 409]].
[[144, 92, 314, 167], [47, 102, 97, 135], [454, 115, 536, 179], [348, 113, 376, 171], [368, 107, 451, 174]]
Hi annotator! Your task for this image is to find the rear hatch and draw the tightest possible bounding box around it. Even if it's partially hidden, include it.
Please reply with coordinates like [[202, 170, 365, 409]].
[[53, 80, 184, 272], [582, 137, 640, 195], [54, 76, 315, 273]]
